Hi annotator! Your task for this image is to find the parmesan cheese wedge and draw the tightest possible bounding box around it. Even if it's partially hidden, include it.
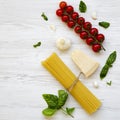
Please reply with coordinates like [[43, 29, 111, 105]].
[[71, 50, 99, 78]]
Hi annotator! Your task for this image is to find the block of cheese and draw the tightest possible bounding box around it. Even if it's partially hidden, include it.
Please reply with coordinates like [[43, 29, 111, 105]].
[[71, 50, 99, 78], [41, 53, 101, 114]]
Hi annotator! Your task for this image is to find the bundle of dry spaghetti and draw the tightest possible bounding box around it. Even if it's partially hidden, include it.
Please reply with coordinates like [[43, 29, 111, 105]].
[[41, 53, 101, 114]]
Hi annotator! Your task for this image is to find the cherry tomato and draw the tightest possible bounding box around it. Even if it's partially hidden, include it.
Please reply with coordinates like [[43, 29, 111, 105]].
[[71, 12, 79, 20], [61, 15, 69, 22], [92, 44, 101, 52], [83, 22, 92, 30], [80, 31, 88, 39], [56, 9, 64, 17], [77, 17, 85, 25], [86, 37, 95, 45], [66, 5, 74, 14], [59, 1, 67, 9], [67, 20, 75, 28], [90, 28, 98, 36], [96, 34, 105, 42], [74, 26, 82, 33]]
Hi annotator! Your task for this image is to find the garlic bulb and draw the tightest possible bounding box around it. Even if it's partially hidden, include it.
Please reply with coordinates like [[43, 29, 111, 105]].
[[56, 38, 71, 51]]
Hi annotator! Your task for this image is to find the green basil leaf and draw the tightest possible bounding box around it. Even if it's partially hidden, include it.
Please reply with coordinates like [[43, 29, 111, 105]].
[[33, 41, 41, 48], [106, 81, 112, 86], [99, 21, 110, 28], [42, 94, 58, 109], [57, 90, 68, 109], [42, 108, 57, 116], [66, 107, 75, 115], [41, 12, 48, 21], [106, 51, 117, 66], [100, 64, 109, 80], [79, 1, 87, 13]]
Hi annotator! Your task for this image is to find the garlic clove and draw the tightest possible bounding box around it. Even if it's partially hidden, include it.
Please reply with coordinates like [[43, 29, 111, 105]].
[[49, 24, 56, 31], [91, 12, 97, 20], [93, 81, 99, 88], [56, 38, 71, 51]]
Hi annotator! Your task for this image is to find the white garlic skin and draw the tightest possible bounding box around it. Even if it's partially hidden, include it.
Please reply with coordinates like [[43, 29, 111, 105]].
[[93, 81, 99, 88], [91, 12, 97, 20], [56, 38, 71, 51]]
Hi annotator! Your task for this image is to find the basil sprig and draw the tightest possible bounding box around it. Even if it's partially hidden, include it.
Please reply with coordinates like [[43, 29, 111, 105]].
[[100, 51, 117, 79], [99, 21, 110, 28], [42, 90, 75, 117], [79, 1, 87, 13]]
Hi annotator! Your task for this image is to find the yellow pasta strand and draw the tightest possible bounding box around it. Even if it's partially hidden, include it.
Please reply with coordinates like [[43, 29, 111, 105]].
[[41, 53, 101, 114]]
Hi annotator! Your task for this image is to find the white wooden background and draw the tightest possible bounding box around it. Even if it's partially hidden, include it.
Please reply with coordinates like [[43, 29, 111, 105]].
[[0, 0, 120, 120]]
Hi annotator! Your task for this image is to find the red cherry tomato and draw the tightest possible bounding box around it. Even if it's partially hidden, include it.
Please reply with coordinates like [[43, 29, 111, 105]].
[[66, 5, 74, 14], [96, 34, 105, 42], [61, 15, 69, 22], [71, 12, 79, 20], [83, 22, 92, 30], [77, 17, 85, 25], [90, 28, 98, 36], [86, 37, 95, 45], [80, 31, 88, 39], [92, 44, 101, 52], [67, 20, 76, 28], [74, 26, 82, 33], [56, 9, 64, 17], [59, 1, 67, 9]]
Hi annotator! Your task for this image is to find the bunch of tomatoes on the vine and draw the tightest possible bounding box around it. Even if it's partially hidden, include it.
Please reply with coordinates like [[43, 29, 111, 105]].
[[56, 1, 105, 52]]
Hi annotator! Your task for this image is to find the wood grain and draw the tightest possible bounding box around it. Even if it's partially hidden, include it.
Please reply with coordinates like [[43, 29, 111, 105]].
[[0, 0, 120, 119]]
